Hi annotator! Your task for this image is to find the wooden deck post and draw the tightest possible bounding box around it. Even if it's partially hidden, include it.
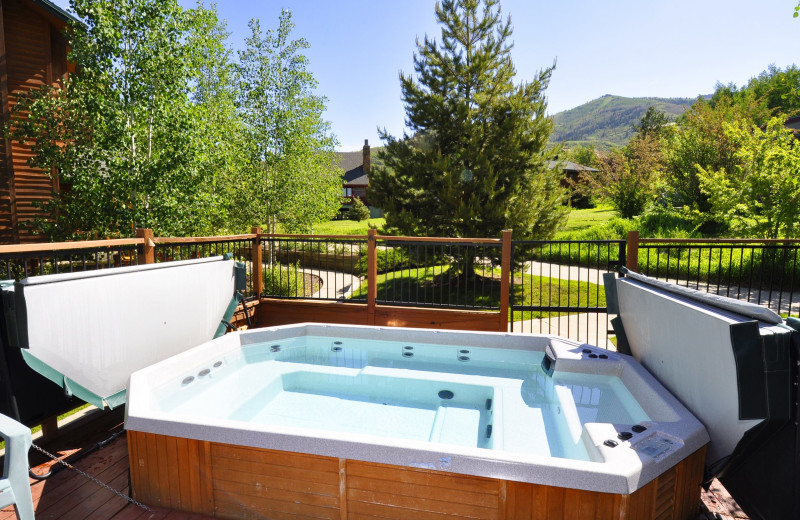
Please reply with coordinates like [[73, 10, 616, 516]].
[[367, 229, 377, 325], [626, 230, 640, 273], [499, 229, 512, 332], [136, 228, 155, 264], [40, 415, 58, 441], [251, 227, 263, 297]]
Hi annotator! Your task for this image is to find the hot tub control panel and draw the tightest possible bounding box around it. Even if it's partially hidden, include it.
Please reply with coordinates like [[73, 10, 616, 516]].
[[632, 433, 682, 462]]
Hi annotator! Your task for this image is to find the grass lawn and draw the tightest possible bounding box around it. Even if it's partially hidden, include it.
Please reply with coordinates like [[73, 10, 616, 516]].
[[559, 203, 616, 234], [312, 218, 385, 235], [511, 271, 606, 321], [349, 264, 605, 320], [351, 265, 499, 307], [309, 205, 615, 239]]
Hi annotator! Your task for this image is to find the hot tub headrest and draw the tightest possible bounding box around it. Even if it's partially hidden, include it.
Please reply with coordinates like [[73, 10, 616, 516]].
[[619, 268, 783, 325]]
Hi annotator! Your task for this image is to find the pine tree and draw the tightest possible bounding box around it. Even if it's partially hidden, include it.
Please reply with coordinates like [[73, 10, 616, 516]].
[[369, 0, 567, 240]]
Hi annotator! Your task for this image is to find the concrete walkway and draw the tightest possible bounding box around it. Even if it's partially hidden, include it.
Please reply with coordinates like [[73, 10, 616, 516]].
[[511, 261, 616, 348], [304, 268, 362, 300], [520, 260, 799, 315], [522, 261, 608, 286], [512, 312, 616, 350]]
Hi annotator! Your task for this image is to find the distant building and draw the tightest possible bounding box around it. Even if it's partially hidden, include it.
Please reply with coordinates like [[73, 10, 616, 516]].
[[549, 160, 599, 208], [548, 160, 599, 185], [0, 0, 77, 243], [336, 139, 382, 218]]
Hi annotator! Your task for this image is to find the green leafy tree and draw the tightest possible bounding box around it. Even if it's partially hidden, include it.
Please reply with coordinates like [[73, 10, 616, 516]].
[[582, 135, 664, 219], [368, 0, 567, 240], [185, 3, 256, 234], [659, 65, 799, 231], [710, 65, 800, 126], [662, 97, 743, 213], [567, 144, 599, 170], [237, 11, 342, 234], [697, 118, 800, 238], [7, 0, 222, 239]]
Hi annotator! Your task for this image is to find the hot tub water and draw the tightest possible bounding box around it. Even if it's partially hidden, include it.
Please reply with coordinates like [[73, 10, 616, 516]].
[[153, 336, 649, 462]]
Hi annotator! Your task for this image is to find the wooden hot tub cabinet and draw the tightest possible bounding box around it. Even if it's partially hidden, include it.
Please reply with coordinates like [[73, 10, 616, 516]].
[[127, 431, 706, 520]]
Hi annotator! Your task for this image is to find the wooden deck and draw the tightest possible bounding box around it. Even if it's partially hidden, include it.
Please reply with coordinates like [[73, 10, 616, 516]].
[[0, 409, 211, 520]]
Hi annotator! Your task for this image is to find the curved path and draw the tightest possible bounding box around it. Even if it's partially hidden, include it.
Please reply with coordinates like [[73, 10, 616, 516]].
[[304, 268, 362, 300]]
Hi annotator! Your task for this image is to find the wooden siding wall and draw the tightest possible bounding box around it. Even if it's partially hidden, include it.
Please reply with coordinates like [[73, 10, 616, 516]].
[[0, 0, 68, 243], [254, 299, 505, 332], [128, 431, 706, 520]]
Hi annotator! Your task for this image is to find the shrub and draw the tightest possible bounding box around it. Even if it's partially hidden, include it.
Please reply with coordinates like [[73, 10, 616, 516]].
[[557, 217, 636, 241], [634, 206, 701, 238], [569, 192, 596, 209], [262, 262, 304, 296], [347, 198, 370, 221], [581, 136, 664, 219], [355, 246, 424, 275]]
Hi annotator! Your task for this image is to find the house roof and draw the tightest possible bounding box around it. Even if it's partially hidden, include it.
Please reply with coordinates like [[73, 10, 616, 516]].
[[548, 160, 599, 173], [30, 0, 81, 24], [338, 150, 369, 186], [344, 171, 369, 186]]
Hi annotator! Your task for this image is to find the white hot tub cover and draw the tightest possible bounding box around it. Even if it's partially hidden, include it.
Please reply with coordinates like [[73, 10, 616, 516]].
[[10, 256, 240, 408]]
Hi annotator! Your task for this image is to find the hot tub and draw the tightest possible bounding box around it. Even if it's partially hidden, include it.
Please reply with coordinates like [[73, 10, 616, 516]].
[[125, 323, 709, 520]]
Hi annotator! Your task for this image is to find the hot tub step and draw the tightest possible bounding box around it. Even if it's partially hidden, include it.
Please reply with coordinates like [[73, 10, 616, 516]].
[[429, 406, 483, 447]]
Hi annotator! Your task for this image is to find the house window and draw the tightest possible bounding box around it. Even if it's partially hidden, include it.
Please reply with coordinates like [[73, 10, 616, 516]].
[[343, 187, 353, 196]]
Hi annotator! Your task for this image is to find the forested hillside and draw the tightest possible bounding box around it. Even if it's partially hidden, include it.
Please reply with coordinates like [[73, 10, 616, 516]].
[[550, 95, 699, 148], [563, 64, 800, 239]]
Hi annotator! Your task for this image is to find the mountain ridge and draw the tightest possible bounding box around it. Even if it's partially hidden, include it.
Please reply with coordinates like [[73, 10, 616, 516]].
[[550, 94, 704, 148]]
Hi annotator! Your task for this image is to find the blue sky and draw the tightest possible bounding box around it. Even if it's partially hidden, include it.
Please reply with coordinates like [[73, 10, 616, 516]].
[[51, 1, 799, 151]]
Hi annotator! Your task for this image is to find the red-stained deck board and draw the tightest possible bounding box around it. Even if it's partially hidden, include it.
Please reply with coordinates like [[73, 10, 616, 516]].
[[0, 433, 213, 520]]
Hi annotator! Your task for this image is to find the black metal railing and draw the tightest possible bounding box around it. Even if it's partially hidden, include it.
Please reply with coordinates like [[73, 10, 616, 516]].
[[509, 240, 626, 347], [0, 244, 140, 281], [3, 232, 798, 346], [261, 236, 368, 301], [154, 237, 257, 298], [373, 238, 503, 310], [636, 240, 800, 318]]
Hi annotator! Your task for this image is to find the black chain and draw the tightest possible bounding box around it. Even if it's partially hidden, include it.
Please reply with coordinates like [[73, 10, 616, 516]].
[[30, 442, 152, 513]]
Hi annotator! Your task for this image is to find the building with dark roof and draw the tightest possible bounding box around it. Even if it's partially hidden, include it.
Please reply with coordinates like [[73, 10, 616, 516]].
[[548, 160, 600, 208], [548, 160, 600, 178], [336, 139, 382, 218], [340, 140, 371, 199], [0, 0, 78, 243]]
